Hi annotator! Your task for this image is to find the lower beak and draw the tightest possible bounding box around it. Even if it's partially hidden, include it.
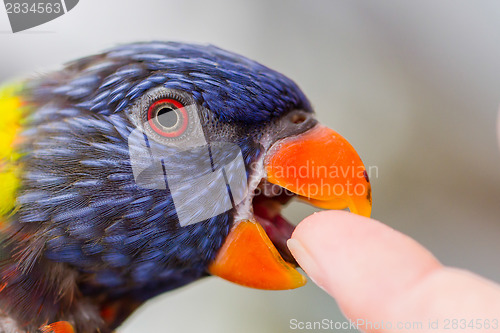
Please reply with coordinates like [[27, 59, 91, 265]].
[[208, 124, 371, 290]]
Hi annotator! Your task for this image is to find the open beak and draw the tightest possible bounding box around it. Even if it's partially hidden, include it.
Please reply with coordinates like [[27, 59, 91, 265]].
[[208, 124, 372, 290]]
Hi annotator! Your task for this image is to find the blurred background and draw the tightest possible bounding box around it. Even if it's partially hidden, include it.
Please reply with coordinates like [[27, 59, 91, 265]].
[[1, 0, 500, 332]]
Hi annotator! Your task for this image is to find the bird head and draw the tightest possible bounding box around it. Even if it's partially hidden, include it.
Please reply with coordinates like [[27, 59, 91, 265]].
[[14, 42, 371, 297]]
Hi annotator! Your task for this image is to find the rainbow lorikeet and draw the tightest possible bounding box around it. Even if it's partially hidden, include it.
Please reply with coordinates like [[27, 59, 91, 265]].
[[0, 42, 371, 333]]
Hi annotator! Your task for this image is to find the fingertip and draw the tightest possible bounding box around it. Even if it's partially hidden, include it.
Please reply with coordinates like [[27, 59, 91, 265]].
[[290, 210, 441, 319], [292, 210, 375, 242]]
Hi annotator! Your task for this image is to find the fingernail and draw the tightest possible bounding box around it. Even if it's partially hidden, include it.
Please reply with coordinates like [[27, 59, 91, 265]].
[[287, 238, 327, 292]]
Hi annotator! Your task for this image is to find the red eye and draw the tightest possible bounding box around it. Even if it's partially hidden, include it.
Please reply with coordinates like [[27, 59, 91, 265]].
[[147, 98, 188, 137]]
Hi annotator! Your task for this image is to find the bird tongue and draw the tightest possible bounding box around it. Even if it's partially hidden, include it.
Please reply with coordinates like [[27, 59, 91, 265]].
[[252, 190, 297, 265]]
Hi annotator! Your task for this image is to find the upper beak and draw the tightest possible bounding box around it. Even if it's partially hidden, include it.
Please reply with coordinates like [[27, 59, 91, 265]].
[[265, 124, 371, 217], [208, 124, 371, 290]]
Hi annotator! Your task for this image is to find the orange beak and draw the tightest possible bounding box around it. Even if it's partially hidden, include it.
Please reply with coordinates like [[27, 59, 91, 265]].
[[208, 124, 372, 290]]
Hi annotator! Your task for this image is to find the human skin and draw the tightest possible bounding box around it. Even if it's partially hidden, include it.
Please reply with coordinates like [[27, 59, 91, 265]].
[[288, 211, 500, 333]]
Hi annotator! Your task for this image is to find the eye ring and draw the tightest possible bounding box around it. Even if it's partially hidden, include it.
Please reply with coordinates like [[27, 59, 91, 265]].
[[147, 98, 188, 137]]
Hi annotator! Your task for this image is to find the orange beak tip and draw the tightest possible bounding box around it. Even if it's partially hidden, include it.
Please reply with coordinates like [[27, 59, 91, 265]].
[[265, 124, 372, 218]]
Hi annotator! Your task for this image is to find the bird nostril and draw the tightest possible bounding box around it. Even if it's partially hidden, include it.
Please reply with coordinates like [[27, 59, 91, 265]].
[[290, 113, 307, 124]]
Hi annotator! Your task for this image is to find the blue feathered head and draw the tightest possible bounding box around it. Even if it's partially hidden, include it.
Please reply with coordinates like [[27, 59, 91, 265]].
[[1, 41, 371, 332]]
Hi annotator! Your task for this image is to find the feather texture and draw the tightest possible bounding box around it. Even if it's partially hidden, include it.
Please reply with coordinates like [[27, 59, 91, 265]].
[[0, 42, 313, 332]]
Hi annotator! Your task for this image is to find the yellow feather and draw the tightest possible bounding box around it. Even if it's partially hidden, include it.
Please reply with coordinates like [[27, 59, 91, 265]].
[[0, 170, 20, 216], [0, 83, 25, 216]]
